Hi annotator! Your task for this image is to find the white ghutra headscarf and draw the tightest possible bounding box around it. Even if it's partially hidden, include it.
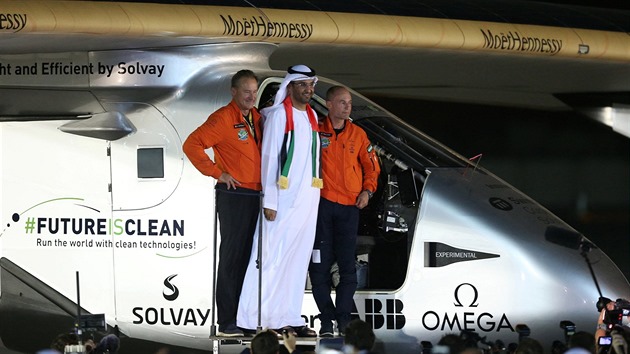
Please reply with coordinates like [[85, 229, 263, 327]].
[[272, 64, 318, 107]]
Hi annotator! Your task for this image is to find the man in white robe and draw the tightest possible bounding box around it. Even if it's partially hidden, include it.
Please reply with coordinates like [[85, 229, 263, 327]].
[[237, 65, 321, 337]]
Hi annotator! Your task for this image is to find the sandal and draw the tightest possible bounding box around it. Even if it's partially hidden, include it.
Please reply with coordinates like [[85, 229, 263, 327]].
[[292, 325, 317, 338]]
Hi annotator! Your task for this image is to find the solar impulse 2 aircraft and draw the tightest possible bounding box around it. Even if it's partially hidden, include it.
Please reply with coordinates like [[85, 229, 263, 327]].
[[1, 1, 630, 353]]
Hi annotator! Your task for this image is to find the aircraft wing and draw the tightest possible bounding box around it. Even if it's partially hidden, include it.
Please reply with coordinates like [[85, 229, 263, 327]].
[[1, 0, 629, 131]]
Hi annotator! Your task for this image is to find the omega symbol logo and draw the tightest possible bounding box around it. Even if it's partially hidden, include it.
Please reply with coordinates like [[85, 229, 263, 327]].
[[421, 282, 514, 332], [453, 283, 479, 307], [163, 274, 179, 301], [489, 197, 513, 211]]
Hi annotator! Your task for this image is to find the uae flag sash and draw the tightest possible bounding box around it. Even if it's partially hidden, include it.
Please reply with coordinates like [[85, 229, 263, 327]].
[[278, 96, 323, 190]]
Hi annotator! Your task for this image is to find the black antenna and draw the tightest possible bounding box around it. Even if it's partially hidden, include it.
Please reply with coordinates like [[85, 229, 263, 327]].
[[76, 271, 83, 344], [544, 226, 603, 298], [580, 241, 604, 299]]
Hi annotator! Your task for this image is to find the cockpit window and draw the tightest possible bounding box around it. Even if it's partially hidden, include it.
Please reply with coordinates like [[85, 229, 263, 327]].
[[313, 80, 468, 170], [357, 117, 467, 170]]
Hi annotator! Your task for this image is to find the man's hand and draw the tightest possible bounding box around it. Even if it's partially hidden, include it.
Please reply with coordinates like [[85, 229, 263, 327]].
[[218, 172, 240, 190], [263, 208, 277, 221], [355, 190, 370, 209], [282, 330, 297, 353]]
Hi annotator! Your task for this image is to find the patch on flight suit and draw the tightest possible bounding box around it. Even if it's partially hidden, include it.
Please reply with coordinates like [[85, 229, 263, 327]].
[[237, 129, 248, 141], [321, 137, 331, 148]]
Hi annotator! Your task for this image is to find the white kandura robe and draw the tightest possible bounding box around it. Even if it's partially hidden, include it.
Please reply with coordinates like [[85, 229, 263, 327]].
[[237, 105, 320, 330]]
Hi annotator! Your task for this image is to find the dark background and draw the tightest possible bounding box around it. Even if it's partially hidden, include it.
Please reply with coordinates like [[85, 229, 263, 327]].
[[368, 96, 630, 281]]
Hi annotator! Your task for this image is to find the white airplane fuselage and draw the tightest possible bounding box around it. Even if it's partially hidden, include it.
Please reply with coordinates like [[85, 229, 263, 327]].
[[0, 43, 628, 354]]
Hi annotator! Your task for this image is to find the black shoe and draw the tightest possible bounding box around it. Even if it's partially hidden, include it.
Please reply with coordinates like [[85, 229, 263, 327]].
[[293, 325, 317, 338], [217, 324, 244, 337], [319, 323, 334, 338], [338, 321, 349, 337]]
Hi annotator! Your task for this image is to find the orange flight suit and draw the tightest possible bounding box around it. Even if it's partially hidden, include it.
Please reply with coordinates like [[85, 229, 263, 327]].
[[319, 116, 380, 205], [183, 99, 262, 191]]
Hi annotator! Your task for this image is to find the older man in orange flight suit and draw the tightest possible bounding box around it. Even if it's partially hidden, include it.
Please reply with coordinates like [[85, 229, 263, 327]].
[[183, 69, 261, 337]]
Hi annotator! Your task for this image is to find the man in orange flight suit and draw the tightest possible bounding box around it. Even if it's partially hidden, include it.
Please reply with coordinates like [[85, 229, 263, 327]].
[[183, 70, 261, 337], [309, 85, 380, 337]]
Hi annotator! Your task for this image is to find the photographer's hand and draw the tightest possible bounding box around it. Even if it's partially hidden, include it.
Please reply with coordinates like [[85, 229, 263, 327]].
[[282, 330, 297, 353]]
